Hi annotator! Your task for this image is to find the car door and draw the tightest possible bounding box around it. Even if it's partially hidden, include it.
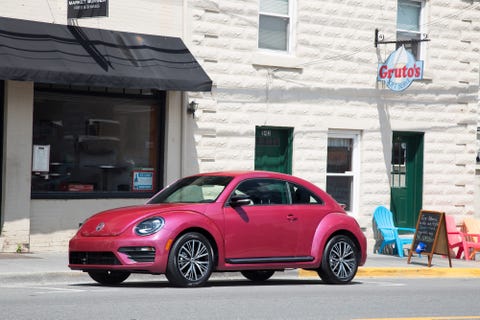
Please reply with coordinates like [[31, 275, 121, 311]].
[[288, 183, 330, 257], [223, 178, 299, 261]]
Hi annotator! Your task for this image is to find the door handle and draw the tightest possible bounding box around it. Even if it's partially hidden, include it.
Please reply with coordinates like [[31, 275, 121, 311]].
[[287, 214, 298, 222]]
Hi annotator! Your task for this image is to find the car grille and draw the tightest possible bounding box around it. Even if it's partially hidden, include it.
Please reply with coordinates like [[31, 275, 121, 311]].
[[69, 252, 121, 265], [118, 247, 156, 263]]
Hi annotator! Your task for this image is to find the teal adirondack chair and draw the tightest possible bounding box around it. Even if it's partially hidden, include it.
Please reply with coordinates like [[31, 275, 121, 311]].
[[373, 206, 416, 257]]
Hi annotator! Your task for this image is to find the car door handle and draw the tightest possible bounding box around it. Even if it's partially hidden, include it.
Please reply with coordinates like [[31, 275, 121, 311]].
[[287, 214, 298, 222]]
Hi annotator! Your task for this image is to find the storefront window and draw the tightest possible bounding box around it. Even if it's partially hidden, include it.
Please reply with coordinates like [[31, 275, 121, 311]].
[[32, 89, 164, 197]]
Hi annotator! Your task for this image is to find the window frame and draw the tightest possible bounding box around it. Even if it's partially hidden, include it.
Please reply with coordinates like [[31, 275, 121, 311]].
[[31, 85, 166, 200], [326, 131, 360, 217], [258, 0, 295, 54], [396, 0, 427, 61]]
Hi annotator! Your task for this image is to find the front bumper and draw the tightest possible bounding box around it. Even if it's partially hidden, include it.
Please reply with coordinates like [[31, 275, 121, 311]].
[[68, 234, 170, 274]]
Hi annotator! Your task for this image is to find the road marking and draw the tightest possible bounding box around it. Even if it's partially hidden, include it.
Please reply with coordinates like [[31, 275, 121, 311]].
[[354, 317, 480, 320], [1, 284, 117, 294], [360, 280, 406, 287], [31, 286, 87, 294]]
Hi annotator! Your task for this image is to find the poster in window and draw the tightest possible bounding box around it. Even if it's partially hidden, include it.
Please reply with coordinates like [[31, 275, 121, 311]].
[[132, 170, 154, 192], [32, 145, 50, 172]]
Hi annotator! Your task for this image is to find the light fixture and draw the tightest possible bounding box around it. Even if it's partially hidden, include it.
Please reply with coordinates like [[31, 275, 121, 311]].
[[187, 101, 198, 118]]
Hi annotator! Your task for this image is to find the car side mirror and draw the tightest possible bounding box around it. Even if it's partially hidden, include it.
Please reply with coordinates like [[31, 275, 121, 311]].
[[229, 194, 251, 207]]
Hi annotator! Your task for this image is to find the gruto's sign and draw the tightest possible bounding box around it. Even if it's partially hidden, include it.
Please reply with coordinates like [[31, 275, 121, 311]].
[[377, 45, 424, 92]]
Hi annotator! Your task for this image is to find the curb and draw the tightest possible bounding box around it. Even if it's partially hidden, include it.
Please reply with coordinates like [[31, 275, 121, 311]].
[[2, 266, 480, 285], [299, 268, 480, 278]]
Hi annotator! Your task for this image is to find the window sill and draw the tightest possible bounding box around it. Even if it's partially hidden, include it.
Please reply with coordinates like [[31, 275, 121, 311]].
[[251, 53, 304, 70]]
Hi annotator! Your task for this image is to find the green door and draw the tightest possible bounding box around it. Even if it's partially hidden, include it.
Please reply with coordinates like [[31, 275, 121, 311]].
[[255, 126, 293, 174], [390, 132, 424, 228]]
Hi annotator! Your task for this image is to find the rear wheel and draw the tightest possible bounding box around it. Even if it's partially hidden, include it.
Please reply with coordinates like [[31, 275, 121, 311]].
[[88, 270, 130, 285], [317, 235, 358, 284], [166, 232, 214, 287], [241, 270, 275, 282]]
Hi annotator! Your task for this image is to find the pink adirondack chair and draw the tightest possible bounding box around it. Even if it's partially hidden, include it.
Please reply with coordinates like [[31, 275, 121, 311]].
[[461, 217, 480, 260], [445, 215, 464, 259]]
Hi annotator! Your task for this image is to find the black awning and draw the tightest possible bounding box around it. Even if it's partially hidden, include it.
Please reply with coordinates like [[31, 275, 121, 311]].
[[0, 17, 212, 91]]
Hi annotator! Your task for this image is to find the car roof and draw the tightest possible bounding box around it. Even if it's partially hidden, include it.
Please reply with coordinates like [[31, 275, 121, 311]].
[[189, 171, 318, 189], [193, 170, 294, 179]]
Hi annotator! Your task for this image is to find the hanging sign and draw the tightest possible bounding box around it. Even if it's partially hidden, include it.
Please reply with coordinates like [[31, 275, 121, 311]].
[[67, 0, 108, 19], [377, 45, 424, 92]]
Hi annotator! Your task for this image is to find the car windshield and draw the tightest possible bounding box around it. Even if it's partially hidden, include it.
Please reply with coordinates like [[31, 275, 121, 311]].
[[148, 175, 233, 204]]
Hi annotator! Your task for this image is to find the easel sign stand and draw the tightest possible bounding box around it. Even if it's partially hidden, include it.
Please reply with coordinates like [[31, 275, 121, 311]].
[[407, 210, 452, 268]]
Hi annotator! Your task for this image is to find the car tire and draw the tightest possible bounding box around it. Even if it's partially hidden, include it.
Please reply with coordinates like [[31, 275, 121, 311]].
[[166, 232, 214, 287], [317, 234, 359, 284], [88, 270, 130, 285], [241, 270, 275, 282]]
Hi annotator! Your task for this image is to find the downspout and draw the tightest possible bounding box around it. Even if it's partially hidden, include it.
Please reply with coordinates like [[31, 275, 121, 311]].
[[180, 0, 189, 177]]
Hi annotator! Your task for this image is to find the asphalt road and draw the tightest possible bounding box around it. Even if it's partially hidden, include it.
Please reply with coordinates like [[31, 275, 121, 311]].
[[1, 277, 480, 320]]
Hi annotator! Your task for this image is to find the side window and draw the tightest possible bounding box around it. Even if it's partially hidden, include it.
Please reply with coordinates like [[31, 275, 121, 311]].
[[396, 0, 426, 60], [258, 0, 293, 52], [234, 179, 289, 205], [289, 183, 322, 205]]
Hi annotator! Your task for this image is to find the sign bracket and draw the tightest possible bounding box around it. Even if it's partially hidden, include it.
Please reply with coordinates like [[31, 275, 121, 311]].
[[375, 28, 430, 48]]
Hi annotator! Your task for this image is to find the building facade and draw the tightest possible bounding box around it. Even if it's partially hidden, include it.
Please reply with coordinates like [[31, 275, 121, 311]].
[[186, 0, 480, 247], [0, 0, 479, 252]]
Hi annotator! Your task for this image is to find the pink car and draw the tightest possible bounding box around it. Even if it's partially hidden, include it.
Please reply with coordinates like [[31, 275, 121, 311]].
[[69, 171, 367, 287]]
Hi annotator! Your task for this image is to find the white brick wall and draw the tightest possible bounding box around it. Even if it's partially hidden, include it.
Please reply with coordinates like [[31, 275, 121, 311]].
[[186, 0, 480, 242]]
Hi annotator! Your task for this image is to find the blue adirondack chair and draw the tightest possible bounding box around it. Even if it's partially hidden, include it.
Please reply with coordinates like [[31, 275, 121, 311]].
[[373, 206, 416, 257]]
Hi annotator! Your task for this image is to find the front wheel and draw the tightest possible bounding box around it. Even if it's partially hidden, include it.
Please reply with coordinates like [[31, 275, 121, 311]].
[[166, 232, 214, 287], [88, 270, 130, 285], [241, 270, 275, 282], [317, 235, 359, 284]]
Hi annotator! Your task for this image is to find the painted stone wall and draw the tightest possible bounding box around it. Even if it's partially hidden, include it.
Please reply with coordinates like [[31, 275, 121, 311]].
[[185, 0, 480, 244]]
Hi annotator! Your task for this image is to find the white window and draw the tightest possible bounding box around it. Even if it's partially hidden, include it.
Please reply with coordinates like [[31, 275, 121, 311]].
[[326, 132, 360, 217], [396, 0, 426, 60], [258, 0, 293, 52]]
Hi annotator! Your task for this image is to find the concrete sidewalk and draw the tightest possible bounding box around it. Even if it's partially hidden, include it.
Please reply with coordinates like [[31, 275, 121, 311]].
[[0, 252, 479, 285]]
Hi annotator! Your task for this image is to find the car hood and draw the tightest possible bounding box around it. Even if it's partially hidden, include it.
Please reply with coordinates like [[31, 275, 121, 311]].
[[80, 203, 207, 237]]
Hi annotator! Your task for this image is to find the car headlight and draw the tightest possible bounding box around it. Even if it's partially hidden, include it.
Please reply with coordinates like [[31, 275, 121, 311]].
[[135, 217, 165, 236]]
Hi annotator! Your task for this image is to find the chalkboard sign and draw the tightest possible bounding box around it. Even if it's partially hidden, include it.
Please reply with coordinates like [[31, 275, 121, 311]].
[[407, 210, 451, 267]]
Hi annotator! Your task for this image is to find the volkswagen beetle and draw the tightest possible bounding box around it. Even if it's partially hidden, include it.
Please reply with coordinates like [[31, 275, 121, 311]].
[[69, 171, 367, 287]]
